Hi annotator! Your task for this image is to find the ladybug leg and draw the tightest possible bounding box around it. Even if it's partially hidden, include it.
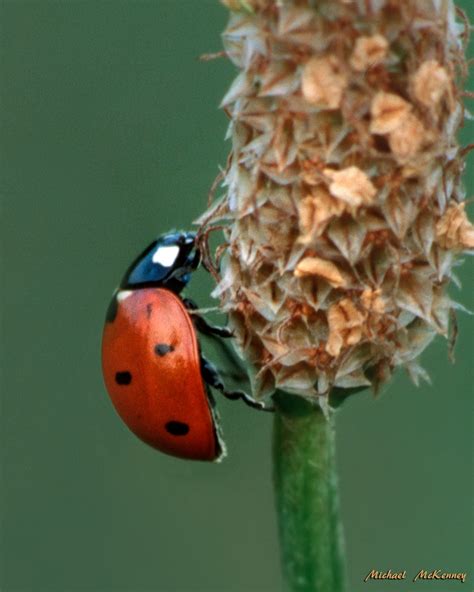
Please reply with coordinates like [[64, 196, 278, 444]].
[[184, 297, 247, 378], [202, 335, 247, 381], [195, 317, 233, 339], [200, 356, 274, 412], [184, 299, 272, 409], [183, 298, 233, 338]]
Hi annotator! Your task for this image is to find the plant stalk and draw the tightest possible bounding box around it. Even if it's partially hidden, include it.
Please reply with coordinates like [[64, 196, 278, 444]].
[[273, 391, 347, 592]]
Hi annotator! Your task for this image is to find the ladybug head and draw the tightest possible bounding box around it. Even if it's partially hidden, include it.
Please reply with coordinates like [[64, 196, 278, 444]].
[[120, 231, 200, 293]]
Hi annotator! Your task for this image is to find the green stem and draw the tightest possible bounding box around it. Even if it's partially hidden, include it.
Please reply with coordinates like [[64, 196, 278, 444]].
[[273, 391, 347, 592]]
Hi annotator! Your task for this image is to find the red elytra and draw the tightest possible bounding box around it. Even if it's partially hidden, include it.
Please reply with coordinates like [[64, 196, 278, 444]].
[[102, 287, 219, 461]]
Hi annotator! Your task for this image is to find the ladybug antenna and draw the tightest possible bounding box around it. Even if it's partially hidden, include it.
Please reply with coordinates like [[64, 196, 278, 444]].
[[195, 224, 226, 283]]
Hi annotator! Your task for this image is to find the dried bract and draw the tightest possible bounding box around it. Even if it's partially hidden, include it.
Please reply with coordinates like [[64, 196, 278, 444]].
[[302, 56, 348, 109], [298, 188, 346, 241], [294, 256, 347, 288], [361, 288, 385, 314], [388, 112, 426, 160], [412, 60, 450, 109], [324, 167, 377, 208], [350, 34, 389, 72], [370, 92, 412, 135], [326, 299, 366, 357], [436, 203, 474, 250]]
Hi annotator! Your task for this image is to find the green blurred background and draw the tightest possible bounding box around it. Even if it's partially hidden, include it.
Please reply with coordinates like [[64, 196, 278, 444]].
[[1, 1, 472, 591]]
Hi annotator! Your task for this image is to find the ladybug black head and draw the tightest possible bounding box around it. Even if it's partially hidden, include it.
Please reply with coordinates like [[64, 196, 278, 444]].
[[120, 231, 200, 294]]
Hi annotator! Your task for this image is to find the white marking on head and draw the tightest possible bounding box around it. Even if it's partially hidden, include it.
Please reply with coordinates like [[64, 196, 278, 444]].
[[152, 245, 180, 268], [117, 290, 133, 302]]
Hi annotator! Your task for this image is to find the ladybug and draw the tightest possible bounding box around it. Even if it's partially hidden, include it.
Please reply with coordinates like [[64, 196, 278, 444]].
[[101, 231, 269, 461]]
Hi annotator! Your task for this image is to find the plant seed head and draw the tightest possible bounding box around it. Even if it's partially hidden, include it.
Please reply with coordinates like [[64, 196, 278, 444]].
[[201, 0, 473, 406]]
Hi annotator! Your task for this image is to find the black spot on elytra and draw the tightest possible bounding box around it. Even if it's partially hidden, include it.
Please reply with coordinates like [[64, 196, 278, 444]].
[[146, 303, 153, 318], [154, 343, 175, 356], [115, 371, 132, 385], [105, 293, 119, 323], [165, 421, 189, 436]]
